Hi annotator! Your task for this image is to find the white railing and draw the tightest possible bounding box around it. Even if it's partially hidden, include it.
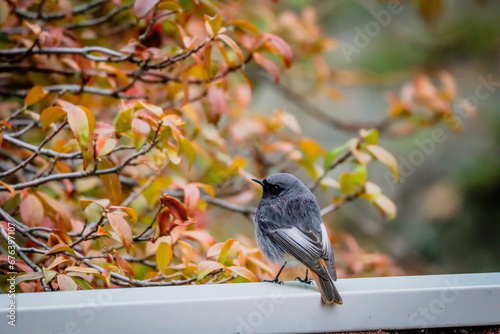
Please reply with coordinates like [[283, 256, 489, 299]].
[[1, 272, 499, 333]]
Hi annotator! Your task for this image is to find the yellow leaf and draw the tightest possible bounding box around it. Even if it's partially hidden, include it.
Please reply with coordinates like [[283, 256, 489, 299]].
[[156, 242, 172, 272], [218, 238, 239, 265], [366, 145, 400, 181], [373, 194, 397, 220]]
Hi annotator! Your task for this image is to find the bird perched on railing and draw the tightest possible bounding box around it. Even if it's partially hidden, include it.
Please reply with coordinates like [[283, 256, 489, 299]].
[[252, 173, 342, 304]]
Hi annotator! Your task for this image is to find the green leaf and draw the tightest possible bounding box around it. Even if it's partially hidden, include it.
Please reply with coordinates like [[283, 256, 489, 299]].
[[360, 128, 379, 145], [156, 242, 172, 272], [71, 276, 93, 290], [42, 267, 57, 282], [339, 165, 367, 194], [197, 260, 224, 281], [114, 108, 133, 133], [324, 145, 345, 170], [204, 14, 223, 35], [180, 136, 196, 166]]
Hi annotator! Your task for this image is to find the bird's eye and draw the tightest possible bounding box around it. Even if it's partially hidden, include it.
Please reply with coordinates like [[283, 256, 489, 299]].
[[270, 184, 281, 194]]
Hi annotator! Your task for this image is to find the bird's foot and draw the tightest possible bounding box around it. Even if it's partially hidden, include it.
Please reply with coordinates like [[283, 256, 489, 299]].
[[263, 278, 284, 285], [295, 276, 313, 284], [295, 269, 313, 284]]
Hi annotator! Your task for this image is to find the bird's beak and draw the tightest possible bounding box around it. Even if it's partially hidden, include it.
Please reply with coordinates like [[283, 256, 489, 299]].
[[251, 178, 264, 186]]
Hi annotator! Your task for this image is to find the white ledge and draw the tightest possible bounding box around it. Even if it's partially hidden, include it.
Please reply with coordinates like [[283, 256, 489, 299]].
[[1, 272, 499, 333]]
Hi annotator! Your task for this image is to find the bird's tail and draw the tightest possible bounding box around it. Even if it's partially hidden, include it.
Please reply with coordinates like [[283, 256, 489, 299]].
[[312, 272, 343, 305]]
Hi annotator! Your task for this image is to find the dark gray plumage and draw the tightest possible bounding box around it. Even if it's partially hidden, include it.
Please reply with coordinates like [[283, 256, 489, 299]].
[[252, 173, 342, 304]]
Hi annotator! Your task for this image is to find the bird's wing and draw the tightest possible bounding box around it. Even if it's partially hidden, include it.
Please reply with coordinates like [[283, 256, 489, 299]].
[[268, 226, 330, 280], [320, 224, 337, 281]]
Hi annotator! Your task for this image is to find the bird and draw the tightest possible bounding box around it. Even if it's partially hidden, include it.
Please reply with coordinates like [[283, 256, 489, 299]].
[[252, 173, 343, 305]]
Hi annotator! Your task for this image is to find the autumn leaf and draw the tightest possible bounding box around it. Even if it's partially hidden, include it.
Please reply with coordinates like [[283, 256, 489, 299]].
[[253, 52, 280, 83], [25, 86, 48, 106], [114, 250, 135, 277], [99, 158, 123, 205], [184, 184, 200, 216], [20, 194, 44, 226], [108, 212, 133, 253], [156, 242, 172, 272], [226, 266, 258, 282], [261, 33, 293, 68], [197, 260, 224, 281], [40, 107, 66, 130], [159, 194, 188, 221], [57, 274, 78, 291], [204, 14, 223, 35], [218, 238, 239, 266], [133, 0, 159, 18], [366, 145, 400, 181]]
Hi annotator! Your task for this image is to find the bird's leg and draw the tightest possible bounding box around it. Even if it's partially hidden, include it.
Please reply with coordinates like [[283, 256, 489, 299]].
[[295, 269, 313, 284], [264, 261, 286, 285]]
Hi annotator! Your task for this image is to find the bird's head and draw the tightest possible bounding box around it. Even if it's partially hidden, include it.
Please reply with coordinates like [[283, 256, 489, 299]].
[[252, 173, 304, 199]]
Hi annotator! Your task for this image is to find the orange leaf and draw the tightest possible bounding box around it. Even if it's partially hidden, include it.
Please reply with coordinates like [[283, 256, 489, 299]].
[[99, 158, 122, 205], [40, 107, 66, 130], [107, 212, 133, 253], [217, 34, 245, 63], [226, 266, 258, 282], [0, 181, 15, 199], [25, 86, 48, 106], [114, 250, 135, 277]]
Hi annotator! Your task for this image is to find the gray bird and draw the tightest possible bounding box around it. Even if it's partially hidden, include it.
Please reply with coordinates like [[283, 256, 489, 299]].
[[252, 173, 343, 304]]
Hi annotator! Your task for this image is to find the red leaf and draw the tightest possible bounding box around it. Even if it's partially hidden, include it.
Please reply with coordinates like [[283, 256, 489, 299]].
[[157, 207, 174, 236], [253, 52, 280, 83], [20, 194, 44, 226], [207, 86, 227, 125], [159, 194, 188, 221], [261, 33, 293, 68], [184, 184, 200, 216]]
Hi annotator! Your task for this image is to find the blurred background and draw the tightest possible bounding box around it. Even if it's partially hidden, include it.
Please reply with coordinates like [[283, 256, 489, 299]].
[[210, 0, 500, 276]]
